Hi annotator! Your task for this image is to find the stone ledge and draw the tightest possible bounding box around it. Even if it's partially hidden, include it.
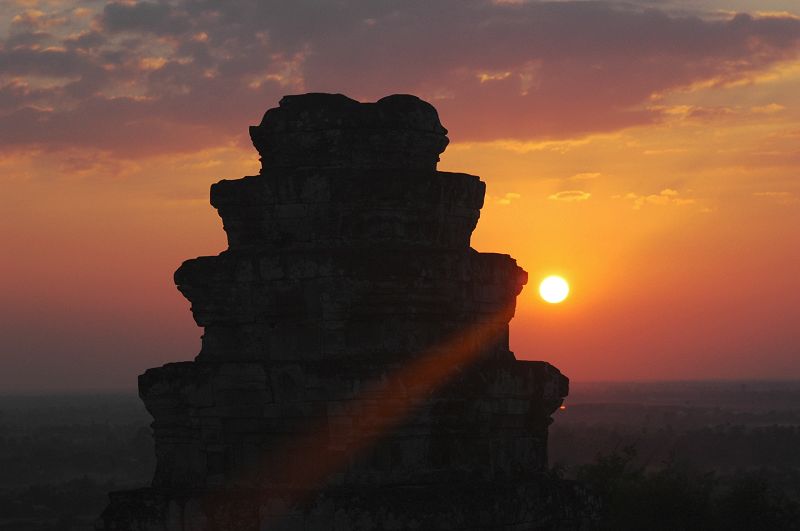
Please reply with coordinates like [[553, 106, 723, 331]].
[[209, 170, 485, 251]]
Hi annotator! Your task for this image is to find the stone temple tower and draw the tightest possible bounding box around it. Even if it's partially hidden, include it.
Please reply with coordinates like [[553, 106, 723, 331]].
[[99, 94, 576, 530]]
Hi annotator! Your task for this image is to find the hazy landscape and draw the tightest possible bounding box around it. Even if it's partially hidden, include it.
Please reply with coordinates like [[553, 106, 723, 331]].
[[2, 380, 799, 530]]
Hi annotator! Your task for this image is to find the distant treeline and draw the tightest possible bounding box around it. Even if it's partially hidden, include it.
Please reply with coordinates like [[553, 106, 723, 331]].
[[0, 476, 119, 531], [1, 388, 799, 530], [552, 423, 800, 472], [0, 395, 152, 530], [0, 420, 153, 488], [570, 446, 800, 531], [551, 382, 800, 530]]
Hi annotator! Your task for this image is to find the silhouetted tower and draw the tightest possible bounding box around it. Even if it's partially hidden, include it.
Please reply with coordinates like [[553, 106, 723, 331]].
[[99, 94, 572, 530]]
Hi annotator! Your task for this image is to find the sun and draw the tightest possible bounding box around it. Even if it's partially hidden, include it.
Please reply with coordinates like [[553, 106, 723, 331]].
[[539, 275, 569, 304]]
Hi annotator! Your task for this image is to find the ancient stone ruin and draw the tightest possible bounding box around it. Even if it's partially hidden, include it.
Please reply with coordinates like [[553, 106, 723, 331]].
[[99, 94, 579, 530]]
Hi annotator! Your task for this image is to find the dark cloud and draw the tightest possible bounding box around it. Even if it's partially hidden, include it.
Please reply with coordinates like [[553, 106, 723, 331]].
[[63, 30, 107, 51], [0, 47, 94, 77], [100, 1, 190, 35], [9, 8, 69, 33], [5, 30, 52, 48], [1, 0, 799, 156]]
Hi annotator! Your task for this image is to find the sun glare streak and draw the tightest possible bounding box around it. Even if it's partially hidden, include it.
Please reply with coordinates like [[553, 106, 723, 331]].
[[240, 307, 514, 519]]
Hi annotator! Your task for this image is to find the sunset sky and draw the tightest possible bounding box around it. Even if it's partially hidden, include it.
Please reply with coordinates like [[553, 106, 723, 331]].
[[2, 0, 799, 391]]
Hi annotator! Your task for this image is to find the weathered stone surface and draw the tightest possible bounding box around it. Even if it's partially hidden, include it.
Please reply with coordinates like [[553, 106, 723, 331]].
[[210, 170, 484, 250], [98, 94, 591, 530]]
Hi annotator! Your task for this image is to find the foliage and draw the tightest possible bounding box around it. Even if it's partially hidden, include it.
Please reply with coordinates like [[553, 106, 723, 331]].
[[575, 447, 800, 531]]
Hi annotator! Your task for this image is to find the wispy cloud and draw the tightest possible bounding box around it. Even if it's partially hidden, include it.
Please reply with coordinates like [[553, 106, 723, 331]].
[[753, 191, 799, 204], [751, 103, 787, 114], [619, 188, 696, 209], [495, 192, 521, 205], [549, 190, 591, 202], [568, 172, 602, 181]]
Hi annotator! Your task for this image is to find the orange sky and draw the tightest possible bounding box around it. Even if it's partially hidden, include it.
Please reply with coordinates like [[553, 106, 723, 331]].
[[1, 0, 799, 391]]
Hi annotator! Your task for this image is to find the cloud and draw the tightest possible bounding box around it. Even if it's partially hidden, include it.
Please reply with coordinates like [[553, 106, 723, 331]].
[[751, 103, 787, 114], [620, 188, 696, 209], [99, 1, 188, 35], [568, 172, 602, 181], [10, 9, 69, 32], [495, 191, 521, 205], [549, 190, 591, 202], [0, 1, 799, 156], [651, 102, 787, 123], [686, 106, 736, 121], [753, 191, 799, 205]]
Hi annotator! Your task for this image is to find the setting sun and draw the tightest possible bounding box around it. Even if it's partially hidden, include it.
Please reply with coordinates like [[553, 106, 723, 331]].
[[539, 276, 570, 304]]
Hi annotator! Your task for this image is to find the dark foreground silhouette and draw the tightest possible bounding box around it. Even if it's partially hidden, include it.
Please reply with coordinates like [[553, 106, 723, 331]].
[[2, 384, 800, 530], [95, 94, 589, 530]]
